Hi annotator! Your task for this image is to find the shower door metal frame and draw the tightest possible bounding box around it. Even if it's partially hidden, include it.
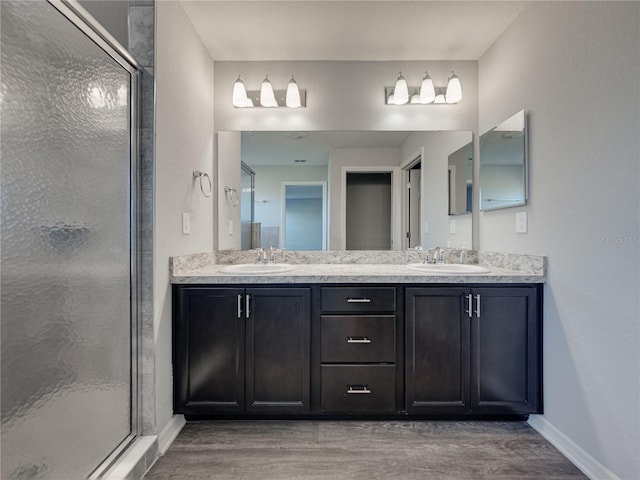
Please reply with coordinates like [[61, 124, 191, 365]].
[[45, 1, 142, 477]]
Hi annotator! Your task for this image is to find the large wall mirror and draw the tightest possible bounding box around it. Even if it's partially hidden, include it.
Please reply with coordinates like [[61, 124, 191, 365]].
[[217, 130, 473, 251], [479, 109, 528, 211]]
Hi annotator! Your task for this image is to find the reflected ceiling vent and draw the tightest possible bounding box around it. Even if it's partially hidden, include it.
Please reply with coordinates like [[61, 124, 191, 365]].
[[285, 131, 309, 140]]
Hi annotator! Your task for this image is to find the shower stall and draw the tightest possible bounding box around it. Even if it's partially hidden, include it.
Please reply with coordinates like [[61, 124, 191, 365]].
[[1, 1, 140, 478]]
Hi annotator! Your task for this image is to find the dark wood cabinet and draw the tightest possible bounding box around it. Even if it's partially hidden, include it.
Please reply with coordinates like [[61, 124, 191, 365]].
[[174, 287, 245, 414], [318, 286, 401, 413], [406, 286, 541, 415], [174, 286, 310, 415], [406, 287, 470, 413], [174, 283, 541, 418], [470, 287, 541, 414], [246, 288, 310, 413]]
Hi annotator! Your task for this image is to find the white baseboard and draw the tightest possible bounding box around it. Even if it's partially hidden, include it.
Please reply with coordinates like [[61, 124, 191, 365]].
[[528, 415, 620, 480], [158, 414, 186, 455]]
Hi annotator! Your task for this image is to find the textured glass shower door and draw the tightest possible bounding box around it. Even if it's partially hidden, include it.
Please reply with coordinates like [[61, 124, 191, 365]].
[[1, 1, 138, 478]]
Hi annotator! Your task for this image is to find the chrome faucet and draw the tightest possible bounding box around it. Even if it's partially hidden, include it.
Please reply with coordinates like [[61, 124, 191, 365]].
[[433, 247, 444, 264], [255, 248, 265, 264]]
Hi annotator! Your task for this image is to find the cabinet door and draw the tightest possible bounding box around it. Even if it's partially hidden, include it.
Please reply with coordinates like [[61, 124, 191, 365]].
[[471, 287, 541, 414], [405, 288, 470, 413], [174, 287, 245, 414], [246, 288, 311, 412]]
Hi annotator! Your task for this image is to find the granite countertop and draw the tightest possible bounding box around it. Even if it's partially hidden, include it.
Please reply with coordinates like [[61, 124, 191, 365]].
[[171, 262, 545, 285]]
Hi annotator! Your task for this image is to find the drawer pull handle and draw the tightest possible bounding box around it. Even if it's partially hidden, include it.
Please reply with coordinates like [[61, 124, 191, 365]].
[[347, 337, 371, 344], [346, 298, 371, 303], [347, 385, 371, 394]]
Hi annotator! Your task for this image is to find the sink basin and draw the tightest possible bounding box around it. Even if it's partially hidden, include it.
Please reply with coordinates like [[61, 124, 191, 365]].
[[406, 263, 491, 274], [219, 263, 295, 275]]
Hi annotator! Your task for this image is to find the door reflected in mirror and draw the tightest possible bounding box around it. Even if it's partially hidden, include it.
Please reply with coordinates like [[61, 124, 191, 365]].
[[218, 130, 473, 251], [480, 109, 528, 211]]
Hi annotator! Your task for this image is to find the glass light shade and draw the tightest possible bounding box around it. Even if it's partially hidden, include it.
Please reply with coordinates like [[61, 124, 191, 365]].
[[285, 75, 301, 108], [393, 72, 409, 105], [445, 71, 462, 103], [419, 72, 435, 104], [387, 93, 395, 105], [232, 75, 250, 107], [434, 93, 446, 104], [260, 75, 278, 107], [410, 92, 421, 104]]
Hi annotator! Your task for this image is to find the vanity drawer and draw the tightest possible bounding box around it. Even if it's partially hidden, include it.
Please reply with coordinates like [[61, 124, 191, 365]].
[[321, 365, 395, 412], [321, 315, 395, 363], [321, 287, 396, 313]]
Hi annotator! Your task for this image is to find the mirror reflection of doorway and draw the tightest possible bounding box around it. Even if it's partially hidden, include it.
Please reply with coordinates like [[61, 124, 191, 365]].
[[240, 162, 256, 249], [345, 172, 392, 250], [407, 163, 422, 248], [282, 182, 327, 250]]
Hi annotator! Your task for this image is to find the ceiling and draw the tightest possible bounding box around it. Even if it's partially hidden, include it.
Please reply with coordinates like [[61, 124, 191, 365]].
[[241, 131, 412, 166], [179, 1, 530, 61]]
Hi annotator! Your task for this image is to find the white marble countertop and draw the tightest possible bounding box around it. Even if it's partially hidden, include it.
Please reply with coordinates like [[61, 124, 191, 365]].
[[171, 263, 545, 285]]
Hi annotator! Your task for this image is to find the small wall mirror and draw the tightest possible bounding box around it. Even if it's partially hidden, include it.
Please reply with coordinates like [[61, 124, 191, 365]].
[[479, 109, 528, 211]]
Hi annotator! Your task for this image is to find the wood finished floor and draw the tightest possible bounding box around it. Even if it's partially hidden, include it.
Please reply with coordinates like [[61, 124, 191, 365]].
[[144, 420, 587, 480]]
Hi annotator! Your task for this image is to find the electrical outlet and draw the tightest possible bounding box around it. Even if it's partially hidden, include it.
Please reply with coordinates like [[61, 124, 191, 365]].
[[516, 212, 528, 233], [449, 219, 456, 234], [228, 220, 234, 235], [182, 213, 190, 235]]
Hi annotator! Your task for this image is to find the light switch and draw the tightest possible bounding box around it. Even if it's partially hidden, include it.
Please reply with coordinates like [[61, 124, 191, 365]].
[[516, 212, 528, 233], [449, 219, 456, 234], [228, 220, 234, 235], [182, 213, 190, 235]]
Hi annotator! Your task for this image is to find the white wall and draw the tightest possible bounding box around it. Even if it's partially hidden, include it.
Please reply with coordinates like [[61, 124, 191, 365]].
[[214, 61, 478, 132], [400, 131, 472, 249], [479, 3, 639, 479], [155, 1, 214, 434]]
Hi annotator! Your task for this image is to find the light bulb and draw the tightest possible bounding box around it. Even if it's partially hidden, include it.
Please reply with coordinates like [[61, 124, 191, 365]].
[[285, 75, 301, 108], [393, 72, 409, 105], [260, 75, 278, 107], [232, 75, 250, 107], [445, 71, 462, 103], [419, 71, 435, 104]]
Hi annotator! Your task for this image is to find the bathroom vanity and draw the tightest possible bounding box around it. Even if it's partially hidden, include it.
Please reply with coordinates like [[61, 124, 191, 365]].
[[172, 253, 544, 419]]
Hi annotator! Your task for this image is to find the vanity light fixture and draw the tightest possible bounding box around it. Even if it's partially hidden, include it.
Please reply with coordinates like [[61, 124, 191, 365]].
[[232, 74, 307, 108], [232, 75, 253, 108], [285, 75, 302, 108], [260, 75, 278, 107], [385, 70, 462, 105], [392, 72, 409, 105], [445, 71, 462, 104]]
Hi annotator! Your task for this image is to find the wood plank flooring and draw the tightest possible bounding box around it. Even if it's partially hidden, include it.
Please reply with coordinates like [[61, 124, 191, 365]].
[[144, 420, 587, 480]]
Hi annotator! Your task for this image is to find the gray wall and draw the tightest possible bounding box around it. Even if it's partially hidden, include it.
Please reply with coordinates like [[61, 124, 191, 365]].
[[479, 2, 639, 479]]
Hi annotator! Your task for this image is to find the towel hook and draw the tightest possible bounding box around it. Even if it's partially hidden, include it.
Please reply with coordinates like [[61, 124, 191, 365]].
[[193, 170, 212, 198]]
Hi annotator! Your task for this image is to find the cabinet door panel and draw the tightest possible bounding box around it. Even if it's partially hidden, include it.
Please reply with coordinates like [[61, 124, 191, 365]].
[[246, 288, 311, 412], [406, 288, 470, 413], [471, 287, 541, 414], [175, 288, 245, 413]]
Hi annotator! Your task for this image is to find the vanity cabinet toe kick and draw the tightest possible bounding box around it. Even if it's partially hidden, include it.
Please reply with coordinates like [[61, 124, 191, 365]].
[[173, 283, 542, 418]]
